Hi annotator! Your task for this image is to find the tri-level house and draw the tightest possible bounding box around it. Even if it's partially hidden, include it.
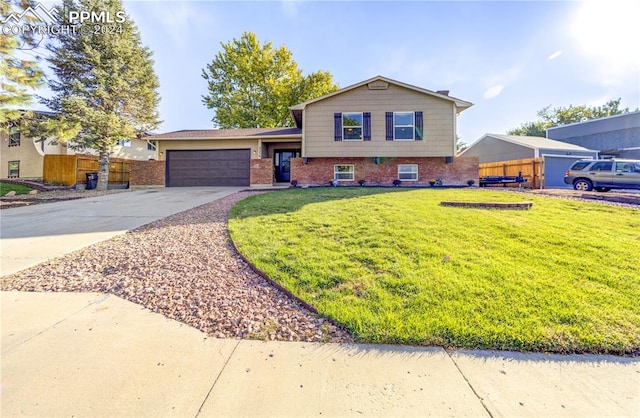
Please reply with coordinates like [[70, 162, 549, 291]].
[[152, 76, 478, 187]]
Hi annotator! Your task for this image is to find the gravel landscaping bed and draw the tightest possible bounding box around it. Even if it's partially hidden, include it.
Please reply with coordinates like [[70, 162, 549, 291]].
[[0, 191, 353, 343]]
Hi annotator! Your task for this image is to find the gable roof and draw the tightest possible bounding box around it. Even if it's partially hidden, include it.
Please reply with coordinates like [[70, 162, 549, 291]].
[[151, 127, 301, 141], [460, 134, 597, 156], [289, 75, 473, 128], [488, 134, 595, 150]]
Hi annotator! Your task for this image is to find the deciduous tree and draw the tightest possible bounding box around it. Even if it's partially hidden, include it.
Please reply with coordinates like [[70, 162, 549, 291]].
[[202, 32, 338, 128]]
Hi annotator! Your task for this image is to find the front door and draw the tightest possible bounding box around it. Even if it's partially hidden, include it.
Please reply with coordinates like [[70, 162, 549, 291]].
[[274, 150, 300, 183]]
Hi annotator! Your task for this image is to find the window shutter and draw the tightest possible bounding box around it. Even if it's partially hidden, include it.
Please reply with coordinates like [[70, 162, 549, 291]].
[[415, 111, 423, 140], [385, 112, 393, 141], [363, 112, 371, 141], [334, 113, 342, 141]]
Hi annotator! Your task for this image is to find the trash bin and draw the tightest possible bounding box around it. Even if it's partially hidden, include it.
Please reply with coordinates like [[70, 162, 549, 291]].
[[86, 173, 98, 190]]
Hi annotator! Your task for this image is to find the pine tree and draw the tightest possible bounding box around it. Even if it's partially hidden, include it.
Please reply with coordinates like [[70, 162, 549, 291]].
[[43, 0, 161, 190], [0, 0, 45, 130]]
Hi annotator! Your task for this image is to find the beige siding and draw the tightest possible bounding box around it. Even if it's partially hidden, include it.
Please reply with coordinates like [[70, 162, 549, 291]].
[[463, 137, 533, 164], [110, 138, 157, 160], [303, 84, 456, 158], [0, 133, 62, 180], [157, 139, 261, 160]]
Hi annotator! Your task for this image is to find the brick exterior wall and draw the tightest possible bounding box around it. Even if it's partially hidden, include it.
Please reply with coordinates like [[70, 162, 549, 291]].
[[130, 160, 165, 186], [250, 158, 274, 186], [290, 157, 478, 186]]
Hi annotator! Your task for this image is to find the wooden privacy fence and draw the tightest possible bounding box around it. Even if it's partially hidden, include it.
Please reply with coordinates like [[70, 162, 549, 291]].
[[479, 157, 545, 189], [44, 154, 130, 187]]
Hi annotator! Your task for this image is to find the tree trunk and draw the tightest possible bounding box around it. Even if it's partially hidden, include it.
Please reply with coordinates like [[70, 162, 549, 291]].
[[97, 152, 109, 191]]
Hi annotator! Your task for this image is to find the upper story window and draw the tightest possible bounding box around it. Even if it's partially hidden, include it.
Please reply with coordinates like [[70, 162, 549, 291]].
[[385, 111, 423, 141], [9, 125, 20, 147], [394, 112, 415, 140], [343, 113, 363, 140], [334, 112, 371, 141], [147, 141, 157, 151], [117, 139, 132, 147]]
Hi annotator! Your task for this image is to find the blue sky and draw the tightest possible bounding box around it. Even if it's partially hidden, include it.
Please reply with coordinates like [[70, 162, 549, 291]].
[[40, 1, 640, 145]]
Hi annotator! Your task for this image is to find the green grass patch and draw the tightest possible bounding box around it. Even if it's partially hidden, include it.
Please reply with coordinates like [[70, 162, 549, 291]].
[[0, 182, 34, 196], [229, 188, 640, 354]]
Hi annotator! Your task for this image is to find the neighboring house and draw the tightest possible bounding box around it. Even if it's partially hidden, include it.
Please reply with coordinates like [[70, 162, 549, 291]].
[[153, 76, 478, 187], [111, 136, 158, 161], [546, 111, 640, 159], [459, 134, 599, 188], [1, 112, 156, 181], [1, 112, 71, 181]]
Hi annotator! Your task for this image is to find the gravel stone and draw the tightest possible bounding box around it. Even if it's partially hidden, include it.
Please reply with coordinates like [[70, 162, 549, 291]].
[[0, 191, 353, 343]]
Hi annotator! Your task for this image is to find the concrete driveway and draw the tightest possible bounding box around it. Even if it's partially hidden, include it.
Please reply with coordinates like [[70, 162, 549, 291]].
[[0, 187, 244, 276]]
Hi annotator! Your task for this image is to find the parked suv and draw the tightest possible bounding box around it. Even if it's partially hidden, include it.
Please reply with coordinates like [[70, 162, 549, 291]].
[[564, 159, 640, 192]]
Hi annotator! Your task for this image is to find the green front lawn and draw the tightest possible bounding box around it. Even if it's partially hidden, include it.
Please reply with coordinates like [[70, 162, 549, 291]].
[[0, 182, 34, 196], [229, 188, 640, 354]]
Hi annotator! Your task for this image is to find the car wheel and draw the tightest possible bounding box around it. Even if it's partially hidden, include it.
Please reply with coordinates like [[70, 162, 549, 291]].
[[573, 179, 593, 191], [594, 187, 611, 192]]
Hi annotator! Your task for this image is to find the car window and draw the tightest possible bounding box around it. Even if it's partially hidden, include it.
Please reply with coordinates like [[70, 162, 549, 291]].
[[590, 162, 612, 171], [571, 161, 591, 170]]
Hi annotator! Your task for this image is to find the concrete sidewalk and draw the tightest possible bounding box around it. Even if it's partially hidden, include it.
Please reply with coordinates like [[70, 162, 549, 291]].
[[2, 291, 638, 417], [0, 187, 243, 276]]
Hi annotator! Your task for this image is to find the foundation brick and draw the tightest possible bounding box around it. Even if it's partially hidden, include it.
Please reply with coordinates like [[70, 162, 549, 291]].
[[130, 160, 165, 186], [250, 158, 274, 185], [291, 157, 478, 186]]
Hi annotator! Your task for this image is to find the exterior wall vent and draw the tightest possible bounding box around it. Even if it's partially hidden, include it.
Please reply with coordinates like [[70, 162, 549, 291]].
[[368, 81, 389, 90]]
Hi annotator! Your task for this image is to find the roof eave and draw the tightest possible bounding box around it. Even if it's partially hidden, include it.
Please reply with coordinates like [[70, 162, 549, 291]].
[[153, 134, 302, 141]]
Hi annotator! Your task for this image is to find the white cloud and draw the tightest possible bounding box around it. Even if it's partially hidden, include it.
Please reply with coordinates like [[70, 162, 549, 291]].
[[130, 2, 216, 48], [281, 0, 301, 18], [547, 50, 563, 60], [483, 85, 504, 99]]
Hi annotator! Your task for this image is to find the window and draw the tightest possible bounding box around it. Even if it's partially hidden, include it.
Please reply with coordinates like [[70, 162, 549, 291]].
[[343, 113, 363, 140], [334, 112, 371, 141], [570, 161, 591, 171], [394, 112, 415, 140], [147, 141, 157, 151], [117, 139, 132, 147], [8, 161, 19, 178], [334, 165, 354, 181], [590, 162, 612, 171], [386, 111, 423, 141], [9, 125, 20, 147], [398, 164, 418, 181], [616, 162, 637, 173]]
